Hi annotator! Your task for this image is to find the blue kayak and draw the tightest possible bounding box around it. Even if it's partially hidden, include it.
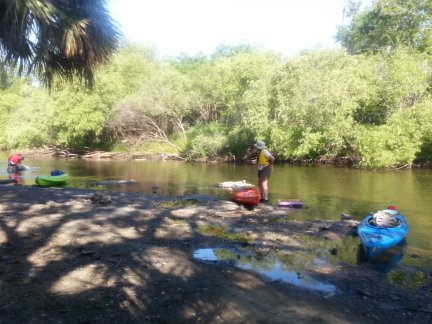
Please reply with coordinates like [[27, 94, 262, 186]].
[[358, 213, 408, 259]]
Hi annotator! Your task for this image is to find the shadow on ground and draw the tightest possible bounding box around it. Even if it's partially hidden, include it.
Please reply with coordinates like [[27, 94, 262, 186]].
[[0, 186, 431, 323]]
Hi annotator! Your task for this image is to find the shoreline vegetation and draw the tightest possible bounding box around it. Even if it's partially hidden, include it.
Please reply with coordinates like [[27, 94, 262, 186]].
[[3, 2, 432, 170], [11, 147, 432, 169], [3, 45, 432, 170], [0, 185, 431, 323]]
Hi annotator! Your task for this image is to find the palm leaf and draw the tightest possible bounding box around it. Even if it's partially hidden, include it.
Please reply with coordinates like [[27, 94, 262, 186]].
[[0, 0, 121, 88]]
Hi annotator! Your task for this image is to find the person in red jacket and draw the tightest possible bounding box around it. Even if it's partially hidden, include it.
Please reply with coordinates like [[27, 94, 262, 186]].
[[7, 153, 26, 173]]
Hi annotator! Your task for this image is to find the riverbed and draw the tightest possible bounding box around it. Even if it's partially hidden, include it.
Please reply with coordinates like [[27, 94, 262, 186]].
[[0, 185, 431, 323], [1, 152, 432, 267]]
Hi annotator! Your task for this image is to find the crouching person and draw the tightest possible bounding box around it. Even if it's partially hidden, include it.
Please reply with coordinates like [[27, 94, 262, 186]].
[[7, 153, 26, 173]]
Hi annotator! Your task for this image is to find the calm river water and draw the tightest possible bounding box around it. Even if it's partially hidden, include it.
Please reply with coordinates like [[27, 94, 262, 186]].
[[1, 153, 431, 268]]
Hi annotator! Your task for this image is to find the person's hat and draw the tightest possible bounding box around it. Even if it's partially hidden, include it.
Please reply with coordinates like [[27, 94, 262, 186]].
[[254, 140, 266, 149]]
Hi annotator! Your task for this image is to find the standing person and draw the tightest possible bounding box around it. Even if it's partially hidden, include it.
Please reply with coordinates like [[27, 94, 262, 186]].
[[254, 140, 275, 204], [7, 153, 26, 174]]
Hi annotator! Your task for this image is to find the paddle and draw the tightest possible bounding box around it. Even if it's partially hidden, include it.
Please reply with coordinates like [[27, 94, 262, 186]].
[[0, 179, 17, 185]]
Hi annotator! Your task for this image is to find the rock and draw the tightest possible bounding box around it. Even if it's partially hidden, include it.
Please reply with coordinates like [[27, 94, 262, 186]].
[[94, 179, 138, 185], [90, 193, 112, 204], [341, 213, 353, 220], [218, 180, 254, 189], [79, 249, 95, 256], [319, 224, 331, 230], [323, 292, 336, 299]]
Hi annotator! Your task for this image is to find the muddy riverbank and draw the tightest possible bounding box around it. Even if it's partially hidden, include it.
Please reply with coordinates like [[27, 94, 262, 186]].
[[0, 185, 431, 323]]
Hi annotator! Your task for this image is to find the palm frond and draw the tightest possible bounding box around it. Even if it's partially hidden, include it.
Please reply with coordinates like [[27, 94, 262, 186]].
[[0, 0, 122, 88]]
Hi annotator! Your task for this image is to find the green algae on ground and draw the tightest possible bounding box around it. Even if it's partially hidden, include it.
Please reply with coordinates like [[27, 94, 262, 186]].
[[197, 224, 253, 244], [295, 234, 360, 265], [266, 216, 292, 224], [387, 270, 428, 290], [153, 199, 198, 209], [166, 218, 188, 225]]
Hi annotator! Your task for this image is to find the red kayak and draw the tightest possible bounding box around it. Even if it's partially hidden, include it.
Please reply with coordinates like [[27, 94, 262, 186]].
[[231, 188, 260, 206]]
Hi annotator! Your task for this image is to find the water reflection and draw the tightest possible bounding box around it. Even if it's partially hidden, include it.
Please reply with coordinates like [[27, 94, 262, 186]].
[[357, 240, 407, 274], [194, 236, 407, 291], [193, 248, 337, 293], [281, 234, 405, 274], [193, 242, 406, 293], [193, 248, 219, 261]]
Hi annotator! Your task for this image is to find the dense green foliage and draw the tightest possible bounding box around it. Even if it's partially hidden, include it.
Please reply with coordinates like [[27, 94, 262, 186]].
[[336, 0, 432, 54], [2, 1, 432, 168]]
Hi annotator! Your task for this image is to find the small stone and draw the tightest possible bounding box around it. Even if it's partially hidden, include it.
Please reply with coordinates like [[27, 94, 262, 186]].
[[341, 213, 353, 220], [323, 292, 336, 299]]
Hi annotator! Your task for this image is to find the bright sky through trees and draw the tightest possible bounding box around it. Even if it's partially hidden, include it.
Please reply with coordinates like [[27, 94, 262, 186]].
[[109, 0, 372, 57]]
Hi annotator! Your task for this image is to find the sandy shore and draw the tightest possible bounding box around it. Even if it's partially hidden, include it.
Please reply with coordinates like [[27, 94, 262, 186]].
[[0, 185, 431, 323]]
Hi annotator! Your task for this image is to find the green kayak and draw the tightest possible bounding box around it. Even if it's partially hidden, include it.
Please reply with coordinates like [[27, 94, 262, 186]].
[[35, 173, 69, 186]]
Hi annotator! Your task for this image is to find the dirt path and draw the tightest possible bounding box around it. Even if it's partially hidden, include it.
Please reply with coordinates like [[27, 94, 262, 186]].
[[0, 185, 431, 323]]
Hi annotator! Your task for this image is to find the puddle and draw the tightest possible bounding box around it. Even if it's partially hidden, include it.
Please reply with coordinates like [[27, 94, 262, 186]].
[[300, 234, 406, 274], [193, 248, 337, 293], [193, 237, 407, 292], [193, 248, 220, 261], [238, 261, 337, 293]]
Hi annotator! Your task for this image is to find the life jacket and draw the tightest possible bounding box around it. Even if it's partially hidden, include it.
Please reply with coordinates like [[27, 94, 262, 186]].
[[258, 149, 270, 167]]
